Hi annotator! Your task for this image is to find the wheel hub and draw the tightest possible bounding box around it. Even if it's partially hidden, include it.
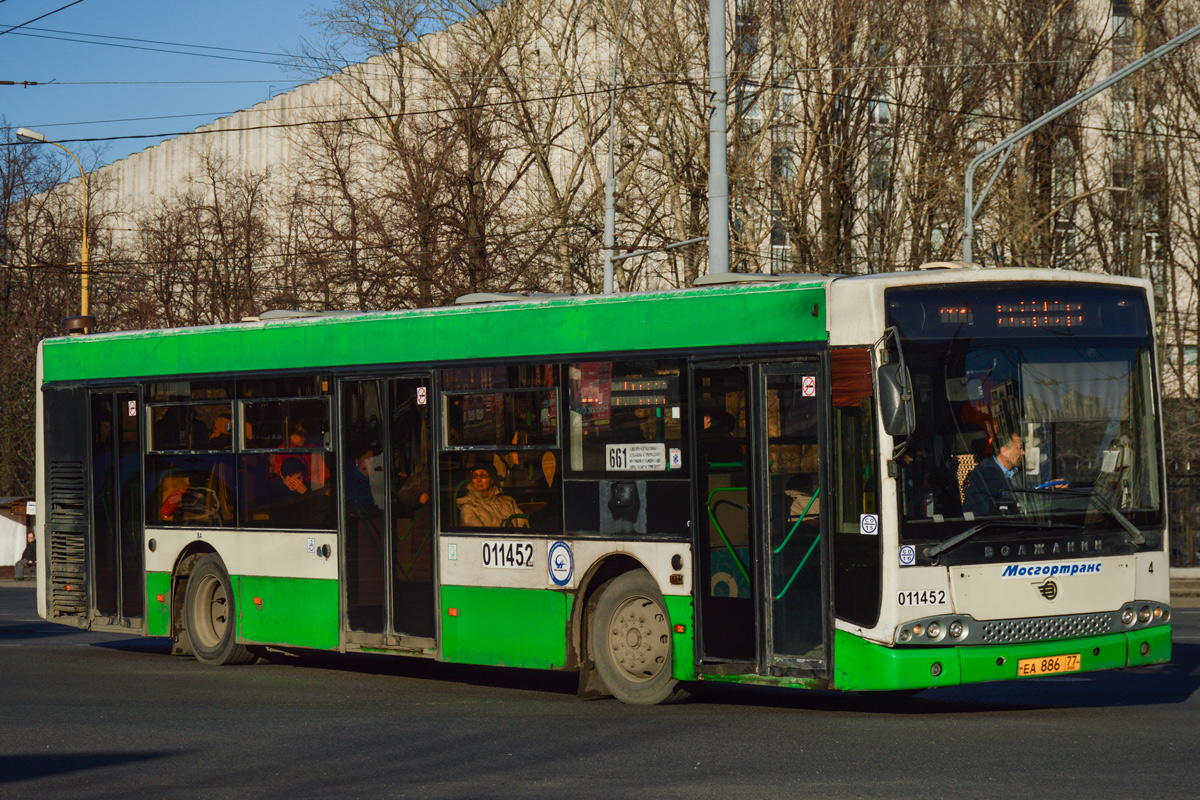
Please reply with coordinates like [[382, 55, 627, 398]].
[[608, 595, 669, 683]]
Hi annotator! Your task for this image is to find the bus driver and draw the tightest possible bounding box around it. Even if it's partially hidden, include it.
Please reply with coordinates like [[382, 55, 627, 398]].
[[962, 429, 1026, 516]]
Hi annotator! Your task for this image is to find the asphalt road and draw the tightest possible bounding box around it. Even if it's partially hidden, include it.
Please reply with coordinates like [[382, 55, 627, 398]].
[[3, 580, 1199, 799]]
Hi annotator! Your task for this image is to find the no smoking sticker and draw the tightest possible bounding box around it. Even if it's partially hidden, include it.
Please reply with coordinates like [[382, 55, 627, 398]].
[[802, 376, 816, 397]]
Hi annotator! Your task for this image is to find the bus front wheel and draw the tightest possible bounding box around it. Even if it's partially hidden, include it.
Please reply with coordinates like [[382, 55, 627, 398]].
[[590, 570, 688, 705], [184, 555, 255, 666]]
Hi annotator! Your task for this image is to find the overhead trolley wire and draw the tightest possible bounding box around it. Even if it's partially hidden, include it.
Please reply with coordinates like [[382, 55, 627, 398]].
[[0, 0, 90, 36], [11, 25, 291, 57], [8, 30, 290, 65]]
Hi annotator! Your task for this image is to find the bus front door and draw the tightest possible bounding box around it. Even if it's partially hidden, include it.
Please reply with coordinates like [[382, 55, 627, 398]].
[[761, 367, 827, 668], [89, 390, 145, 629], [693, 364, 828, 672], [341, 377, 435, 648]]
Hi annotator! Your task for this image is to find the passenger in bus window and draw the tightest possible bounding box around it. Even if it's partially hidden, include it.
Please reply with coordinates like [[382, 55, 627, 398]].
[[275, 457, 332, 527], [458, 463, 528, 528], [159, 473, 192, 520], [209, 415, 233, 449], [784, 474, 820, 524], [273, 421, 330, 486], [346, 447, 381, 518], [699, 409, 742, 466]]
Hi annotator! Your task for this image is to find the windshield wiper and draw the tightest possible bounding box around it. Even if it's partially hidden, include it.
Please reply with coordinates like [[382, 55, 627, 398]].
[[923, 520, 1044, 560], [1010, 487, 1146, 546]]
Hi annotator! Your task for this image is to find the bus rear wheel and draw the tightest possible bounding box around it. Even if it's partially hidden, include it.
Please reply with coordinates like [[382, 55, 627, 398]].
[[184, 555, 255, 666], [591, 570, 688, 705]]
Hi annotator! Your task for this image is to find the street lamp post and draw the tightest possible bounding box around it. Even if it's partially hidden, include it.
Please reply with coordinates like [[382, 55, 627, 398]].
[[16, 127, 91, 330], [602, 0, 728, 293], [601, 0, 638, 295]]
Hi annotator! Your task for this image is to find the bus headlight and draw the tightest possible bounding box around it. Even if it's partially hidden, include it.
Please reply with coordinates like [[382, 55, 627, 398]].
[[926, 622, 942, 639], [1121, 608, 1136, 626], [948, 620, 965, 639], [1138, 606, 1152, 624]]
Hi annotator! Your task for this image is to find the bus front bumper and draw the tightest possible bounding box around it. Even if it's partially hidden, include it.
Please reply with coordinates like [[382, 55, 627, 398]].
[[832, 625, 1172, 692]]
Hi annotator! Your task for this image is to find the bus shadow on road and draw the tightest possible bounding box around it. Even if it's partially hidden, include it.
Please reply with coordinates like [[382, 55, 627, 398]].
[[255, 648, 582, 697], [82, 637, 1200, 712], [92, 636, 173, 654], [0, 752, 175, 785]]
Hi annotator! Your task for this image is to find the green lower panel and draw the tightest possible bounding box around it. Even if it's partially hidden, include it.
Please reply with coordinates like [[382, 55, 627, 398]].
[[236, 575, 339, 650], [663, 595, 696, 681], [146, 572, 171, 637], [441, 585, 569, 669], [1126, 625, 1172, 667], [833, 625, 1173, 692]]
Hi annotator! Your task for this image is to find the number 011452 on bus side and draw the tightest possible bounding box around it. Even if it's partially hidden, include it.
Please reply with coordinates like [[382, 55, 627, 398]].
[[1016, 653, 1081, 677]]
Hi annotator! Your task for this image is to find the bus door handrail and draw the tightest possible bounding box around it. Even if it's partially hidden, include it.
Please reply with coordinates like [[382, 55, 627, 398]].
[[705, 486, 752, 586], [774, 488, 820, 601], [773, 488, 819, 554], [397, 503, 432, 579], [774, 535, 820, 601]]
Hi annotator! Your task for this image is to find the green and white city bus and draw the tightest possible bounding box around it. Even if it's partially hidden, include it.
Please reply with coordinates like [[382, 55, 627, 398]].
[[34, 264, 1171, 704]]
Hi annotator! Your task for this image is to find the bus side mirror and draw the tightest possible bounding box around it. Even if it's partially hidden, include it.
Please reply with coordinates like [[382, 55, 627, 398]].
[[878, 363, 915, 437]]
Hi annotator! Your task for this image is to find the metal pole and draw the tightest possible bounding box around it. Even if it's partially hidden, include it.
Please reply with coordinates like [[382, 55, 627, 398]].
[[707, 0, 729, 275], [603, 0, 639, 294], [963, 21, 1200, 264]]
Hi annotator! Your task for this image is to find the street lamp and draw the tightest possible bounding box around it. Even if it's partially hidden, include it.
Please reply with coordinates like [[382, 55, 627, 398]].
[[16, 127, 92, 331]]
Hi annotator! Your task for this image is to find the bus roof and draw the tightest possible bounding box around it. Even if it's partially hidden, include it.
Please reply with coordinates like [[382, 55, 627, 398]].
[[41, 278, 830, 383], [40, 268, 1152, 384]]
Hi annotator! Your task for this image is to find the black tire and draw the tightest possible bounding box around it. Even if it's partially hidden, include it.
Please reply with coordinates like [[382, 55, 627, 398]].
[[590, 570, 689, 705], [184, 555, 255, 666]]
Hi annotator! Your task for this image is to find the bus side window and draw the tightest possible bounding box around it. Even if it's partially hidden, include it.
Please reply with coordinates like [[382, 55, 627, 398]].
[[562, 360, 689, 536], [438, 365, 562, 532], [239, 396, 336, 530], [566, 360, 685, 474], [144, 399, 236, 528]]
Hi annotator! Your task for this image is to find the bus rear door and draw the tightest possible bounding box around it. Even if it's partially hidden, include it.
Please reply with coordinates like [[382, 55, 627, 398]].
[[89, 389, 145, 629]]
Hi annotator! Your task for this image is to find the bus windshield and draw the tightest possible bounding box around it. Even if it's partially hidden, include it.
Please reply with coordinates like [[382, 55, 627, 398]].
[[886, 283, 1164, 558]]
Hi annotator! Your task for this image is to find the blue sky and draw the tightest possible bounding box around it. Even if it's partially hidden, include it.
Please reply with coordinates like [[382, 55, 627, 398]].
[[1, 0, 334, 167]]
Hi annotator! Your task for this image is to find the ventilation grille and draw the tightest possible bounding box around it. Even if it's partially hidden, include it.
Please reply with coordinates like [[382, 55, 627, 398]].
[[47, 461, 87, 618], [979, 613, 1111, 644], [49, 461, 86, 525]]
